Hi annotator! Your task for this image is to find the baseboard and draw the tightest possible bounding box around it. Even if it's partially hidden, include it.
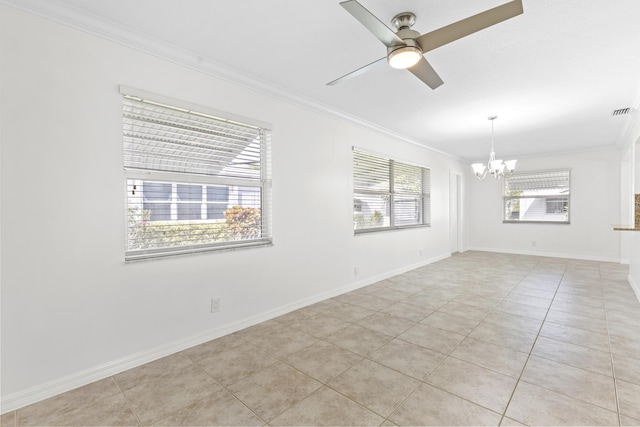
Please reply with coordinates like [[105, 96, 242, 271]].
[[348, 252, 452, 291], [0, 252, 450, 414], [0, 317, 258, 413], [467, 246, 623, 264]]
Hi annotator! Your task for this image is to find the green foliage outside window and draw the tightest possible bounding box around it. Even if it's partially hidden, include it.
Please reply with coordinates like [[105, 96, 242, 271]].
[[127, 206, 261, 250], [354, 210, 384, 229]]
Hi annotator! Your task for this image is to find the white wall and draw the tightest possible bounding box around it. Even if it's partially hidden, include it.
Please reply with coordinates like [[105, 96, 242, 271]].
[[0, 6, 466, 410], [619, 142, 634, 263], [623, 115, 640, 299], [467, 149, 622, 262]]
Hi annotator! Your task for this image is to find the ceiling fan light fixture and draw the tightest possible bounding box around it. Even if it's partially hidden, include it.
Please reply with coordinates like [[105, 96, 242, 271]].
[[387, 46, 422, 69], [331, 0, 524, 88]]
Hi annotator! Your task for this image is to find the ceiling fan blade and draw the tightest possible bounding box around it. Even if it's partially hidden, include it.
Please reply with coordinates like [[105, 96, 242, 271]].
[[340, 0, 405, 48], [415, 0, 523, 53], [408, 57, 444, 89], [327, 57, 387, 86]]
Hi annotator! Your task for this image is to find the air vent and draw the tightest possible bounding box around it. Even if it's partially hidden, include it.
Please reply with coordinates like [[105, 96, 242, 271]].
[[612, 108, 631, 116]]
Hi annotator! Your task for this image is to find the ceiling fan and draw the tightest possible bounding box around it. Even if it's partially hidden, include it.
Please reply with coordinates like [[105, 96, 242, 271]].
[[328, 0, 523, 89]]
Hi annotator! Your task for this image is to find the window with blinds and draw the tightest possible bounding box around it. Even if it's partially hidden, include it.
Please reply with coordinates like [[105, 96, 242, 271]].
[[122, 88, 272, 260], [353, 149, 430, 232], [503, 170, 570, 223]]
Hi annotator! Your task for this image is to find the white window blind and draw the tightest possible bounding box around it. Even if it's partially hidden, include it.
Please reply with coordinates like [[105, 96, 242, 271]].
[[353, 149, 430, 232], [122, 89, 272, 260], [504, 170, 570, 223], [123, 97, 263, 180]]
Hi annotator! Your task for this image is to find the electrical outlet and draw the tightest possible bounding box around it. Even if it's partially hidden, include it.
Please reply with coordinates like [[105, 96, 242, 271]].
[[532, 241, 537, 247], [211, 298, 221, 313], [354, 267, 359, 276]]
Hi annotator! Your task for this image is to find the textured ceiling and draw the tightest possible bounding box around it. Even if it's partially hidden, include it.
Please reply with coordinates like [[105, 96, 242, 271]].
[[5, 0, 640, 161]]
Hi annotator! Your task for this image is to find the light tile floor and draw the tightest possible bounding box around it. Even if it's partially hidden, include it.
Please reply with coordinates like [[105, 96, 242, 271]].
[[3, 251, 640, 426]]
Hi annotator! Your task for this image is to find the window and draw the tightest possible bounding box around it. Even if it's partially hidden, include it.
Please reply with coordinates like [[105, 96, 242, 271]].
[[504, 170, 570, 223], [353, 149, 430, 232], [122, 87, 272, 260], [546, 197, 568, 214]]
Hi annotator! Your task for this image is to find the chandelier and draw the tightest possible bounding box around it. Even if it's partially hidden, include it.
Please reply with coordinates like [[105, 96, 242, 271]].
[[471, 116, 517, 180]]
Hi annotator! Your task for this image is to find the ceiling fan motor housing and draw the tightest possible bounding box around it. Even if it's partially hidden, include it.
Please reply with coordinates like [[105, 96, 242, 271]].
[[386, 28, 423, 61], [388, 12, 423, 59], [388, 29, 421, 47]]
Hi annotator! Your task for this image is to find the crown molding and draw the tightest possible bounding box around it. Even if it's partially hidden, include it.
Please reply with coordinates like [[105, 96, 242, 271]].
[[0, 0, 461, 161]]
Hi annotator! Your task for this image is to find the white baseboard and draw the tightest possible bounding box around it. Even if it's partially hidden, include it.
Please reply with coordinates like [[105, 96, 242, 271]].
[[348, 252, 451, 291], [0, 252, 450, 414], [467, 246, 623, 264]]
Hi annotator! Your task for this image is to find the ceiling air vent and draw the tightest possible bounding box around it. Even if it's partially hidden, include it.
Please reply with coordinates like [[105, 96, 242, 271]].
[[612, 107, 630, 116]]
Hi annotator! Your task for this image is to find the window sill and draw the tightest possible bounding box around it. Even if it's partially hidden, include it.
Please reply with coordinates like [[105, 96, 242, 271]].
[[354, 224, 431, 235], [502, 221, 570, 225], [125, 239, 273, 262]]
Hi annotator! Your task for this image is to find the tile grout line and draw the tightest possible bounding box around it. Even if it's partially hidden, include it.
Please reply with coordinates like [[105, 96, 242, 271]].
[[185, 351, 271, 426], [381, 271, 517, 425], [600, 264, 623, 427], [440, 266, 546, 425], [390, 262, 527, 423], [2, 411, 17, 427], [214, 298, 406, 425], [278, 259, 623, 425], [281, 283, 496, 425], [349, 282, 482, 426], [379, 345, 453, 425], [316, 299, 433, 426], [9, 256, 635, 426], [497, 261, 566, 426], [270, 336, 397, 424], [111, 375, 144, 427], [190, 316, 413, 426]]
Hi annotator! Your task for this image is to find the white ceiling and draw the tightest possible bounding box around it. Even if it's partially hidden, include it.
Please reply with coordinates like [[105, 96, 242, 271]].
[[7, 0, 640, 161]]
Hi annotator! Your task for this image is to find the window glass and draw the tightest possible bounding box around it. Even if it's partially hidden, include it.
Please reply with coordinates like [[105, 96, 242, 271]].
[[206, 185, 229, 220], [393, 196, 423, 226], [504, 170, 570, 223], [123, 90, 272, 260], [353, 193, 389, 229], [353, 150, 430, 232], [142, 182, 171, 221], [177, 184, 202, 220]]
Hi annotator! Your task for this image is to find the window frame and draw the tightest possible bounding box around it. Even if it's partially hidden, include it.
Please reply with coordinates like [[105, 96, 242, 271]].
[[121, 86, 272, 261], [353, 148, 431, 234], [503, 169, 571, 224]]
